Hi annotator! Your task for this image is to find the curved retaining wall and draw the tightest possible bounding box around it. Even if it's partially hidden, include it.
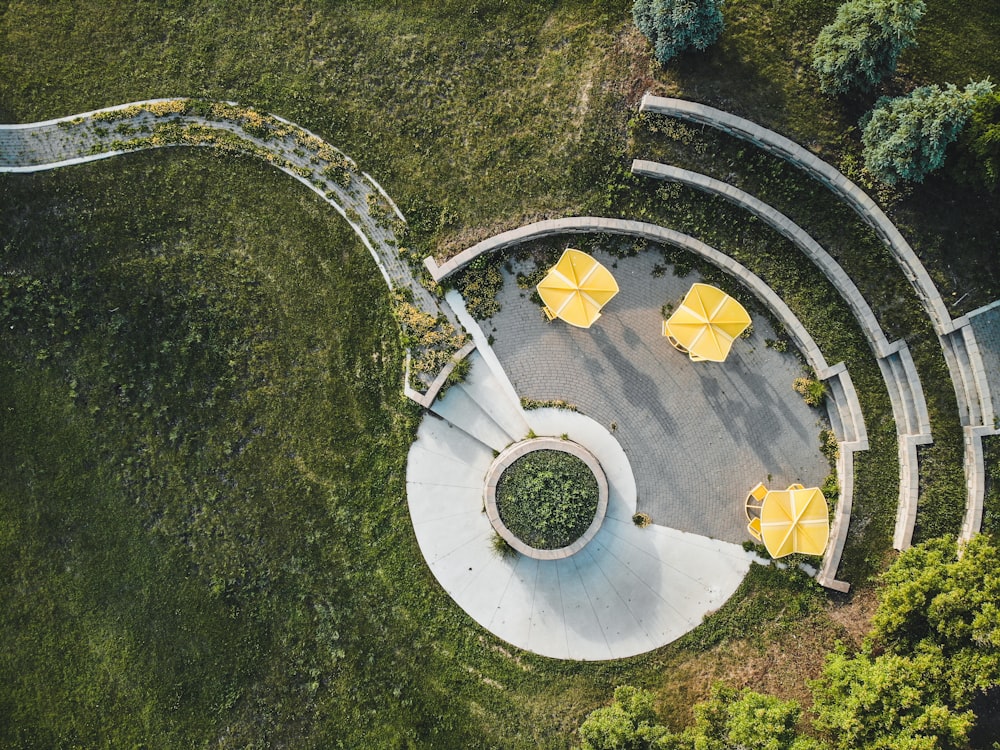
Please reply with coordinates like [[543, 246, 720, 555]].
[[638, 95, 997, 544], [426, 216, 859, 591], [631, 159, 930, 550], [483, 437, 610, 560]]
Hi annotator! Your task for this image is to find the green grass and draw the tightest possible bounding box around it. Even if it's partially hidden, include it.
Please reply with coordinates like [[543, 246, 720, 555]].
[[653, 0, 1000, 309], [0, 0, 633, 257], [0, 150, 865, 747]]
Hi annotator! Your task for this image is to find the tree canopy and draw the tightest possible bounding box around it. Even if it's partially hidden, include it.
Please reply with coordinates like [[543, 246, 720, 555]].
[[951, 90, 1000, 191], [861, 80, 995, 184], [812, 535, 1000, 749], [578, 686, 669, 750], [812, 0, 925, 96], [579, 536, 1000, 750], [632, 0, 725, 66]]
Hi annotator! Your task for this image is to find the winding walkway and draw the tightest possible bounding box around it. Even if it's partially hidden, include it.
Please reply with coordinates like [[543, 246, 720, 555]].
[[0, 98, 463, 398]]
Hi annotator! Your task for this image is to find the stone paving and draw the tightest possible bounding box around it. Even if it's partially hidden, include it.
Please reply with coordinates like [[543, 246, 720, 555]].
[[970, 303, 1000, 429], [482, 248, 830, 544]]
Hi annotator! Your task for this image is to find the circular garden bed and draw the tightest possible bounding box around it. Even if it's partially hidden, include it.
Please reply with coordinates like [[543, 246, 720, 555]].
[[484, 437, 608, 559]]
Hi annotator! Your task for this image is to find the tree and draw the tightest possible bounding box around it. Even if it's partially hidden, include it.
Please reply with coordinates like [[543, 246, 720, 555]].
[[951, 90, 1000, 191], [861, 80, 995, 185], [811, 644, 975, 750], [677, 684, 824, 750], [632, 0, 725, 66], [810, 535, 1000, 749], [579, 686, 670, 750], [812, 0, 925, 96], [868, 534, 1000, 702]]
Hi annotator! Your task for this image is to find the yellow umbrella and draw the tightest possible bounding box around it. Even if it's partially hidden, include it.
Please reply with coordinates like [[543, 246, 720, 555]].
[[759, 486, 830, 558], [536, 249, 619, 328], [664, 283, 751, 362]]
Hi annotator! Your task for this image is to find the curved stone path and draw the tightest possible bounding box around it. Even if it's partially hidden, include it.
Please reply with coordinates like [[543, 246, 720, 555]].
[[638, 95, 1000, 546], [0, 98, 463, 399]]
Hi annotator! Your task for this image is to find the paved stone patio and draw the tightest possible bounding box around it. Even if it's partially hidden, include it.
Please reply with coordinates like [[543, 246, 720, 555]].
[[482, 247, 831, 544]]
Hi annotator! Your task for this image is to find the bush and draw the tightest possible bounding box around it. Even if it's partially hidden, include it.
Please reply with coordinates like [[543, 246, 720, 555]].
[[952, 90, 1000, 191], [861, 81, 995, 185], [793, 376, 826, 407], [812, 0, 925, 96], [490, 532, 517, 559], [632, 0, 724, 66], [495, 450, 599, 549], [579, 686, 668, 750], [632, 512, 652, 528]]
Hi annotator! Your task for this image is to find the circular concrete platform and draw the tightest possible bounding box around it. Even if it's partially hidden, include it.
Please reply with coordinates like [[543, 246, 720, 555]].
[[406, 407, 754, 660]]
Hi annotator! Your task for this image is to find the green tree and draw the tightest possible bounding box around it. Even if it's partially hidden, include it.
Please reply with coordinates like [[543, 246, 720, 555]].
[[632, 0, 725, 66], [579, 686, 670, 750], [812, 0, 925, 96], [861, 80, 995, 184], [811, 535, 1000, 749], [951, 90, 1000, 191], [868, 535, 1000, 702], [811, 645, 974, 750], [676, 684, 824, 750]]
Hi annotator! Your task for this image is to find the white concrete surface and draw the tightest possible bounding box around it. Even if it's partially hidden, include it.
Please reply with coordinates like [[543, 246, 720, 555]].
[[406, 406, 754, 660]]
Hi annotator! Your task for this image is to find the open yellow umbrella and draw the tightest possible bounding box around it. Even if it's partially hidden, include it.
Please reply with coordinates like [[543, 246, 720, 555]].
[[536, 249, 619, 328], [663, 283, 751, 362], [759, 486, 830, 558]]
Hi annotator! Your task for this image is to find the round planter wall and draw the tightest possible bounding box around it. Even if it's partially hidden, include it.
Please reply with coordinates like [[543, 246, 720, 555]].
[[484, 437, 609, 560]]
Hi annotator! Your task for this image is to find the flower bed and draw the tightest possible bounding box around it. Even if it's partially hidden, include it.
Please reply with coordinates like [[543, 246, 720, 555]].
[[495, 449, 600, 550]]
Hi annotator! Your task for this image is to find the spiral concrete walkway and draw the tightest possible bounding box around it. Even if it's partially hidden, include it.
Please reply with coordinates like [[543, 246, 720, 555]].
[[407, 390, 754, 661]]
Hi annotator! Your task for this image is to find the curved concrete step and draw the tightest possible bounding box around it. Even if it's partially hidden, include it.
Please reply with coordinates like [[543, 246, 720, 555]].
[[453, 351, 532, 442], [429, 378, 517, 452]]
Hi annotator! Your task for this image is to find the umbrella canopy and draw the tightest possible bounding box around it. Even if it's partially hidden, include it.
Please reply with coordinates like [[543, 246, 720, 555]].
[[536, 249, 619, 328], [664, 283, 751, 362], [759, 486, 830, 558]]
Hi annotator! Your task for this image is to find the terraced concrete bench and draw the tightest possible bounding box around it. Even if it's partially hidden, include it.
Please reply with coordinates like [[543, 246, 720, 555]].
[[637, 95, 998, 543], [631, 160, 930, 550], [426, 216, 860, 591], [953, 300, 1000, 541]]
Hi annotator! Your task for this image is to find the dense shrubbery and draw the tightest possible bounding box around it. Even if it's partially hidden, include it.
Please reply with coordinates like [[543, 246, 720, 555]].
[[495, 450, 599, 549], [861, 80, 995, 184], [632, 0, 724, 66], [812, 0, 925, 96], [580, 535, 1000, 749], [952, 90, 1000, 191], [579, 683, 820, 750]]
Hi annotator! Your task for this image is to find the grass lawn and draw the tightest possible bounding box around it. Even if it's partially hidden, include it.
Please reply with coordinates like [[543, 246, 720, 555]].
[[2, 0, 999, 746], [0, 149, 861, 748]]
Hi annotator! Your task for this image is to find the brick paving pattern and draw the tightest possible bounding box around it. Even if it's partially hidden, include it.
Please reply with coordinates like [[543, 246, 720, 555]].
[[483, 248, 830, 543]]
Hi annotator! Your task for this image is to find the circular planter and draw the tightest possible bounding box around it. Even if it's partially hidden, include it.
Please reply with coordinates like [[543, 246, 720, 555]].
[[484, 437, 609, 560]]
